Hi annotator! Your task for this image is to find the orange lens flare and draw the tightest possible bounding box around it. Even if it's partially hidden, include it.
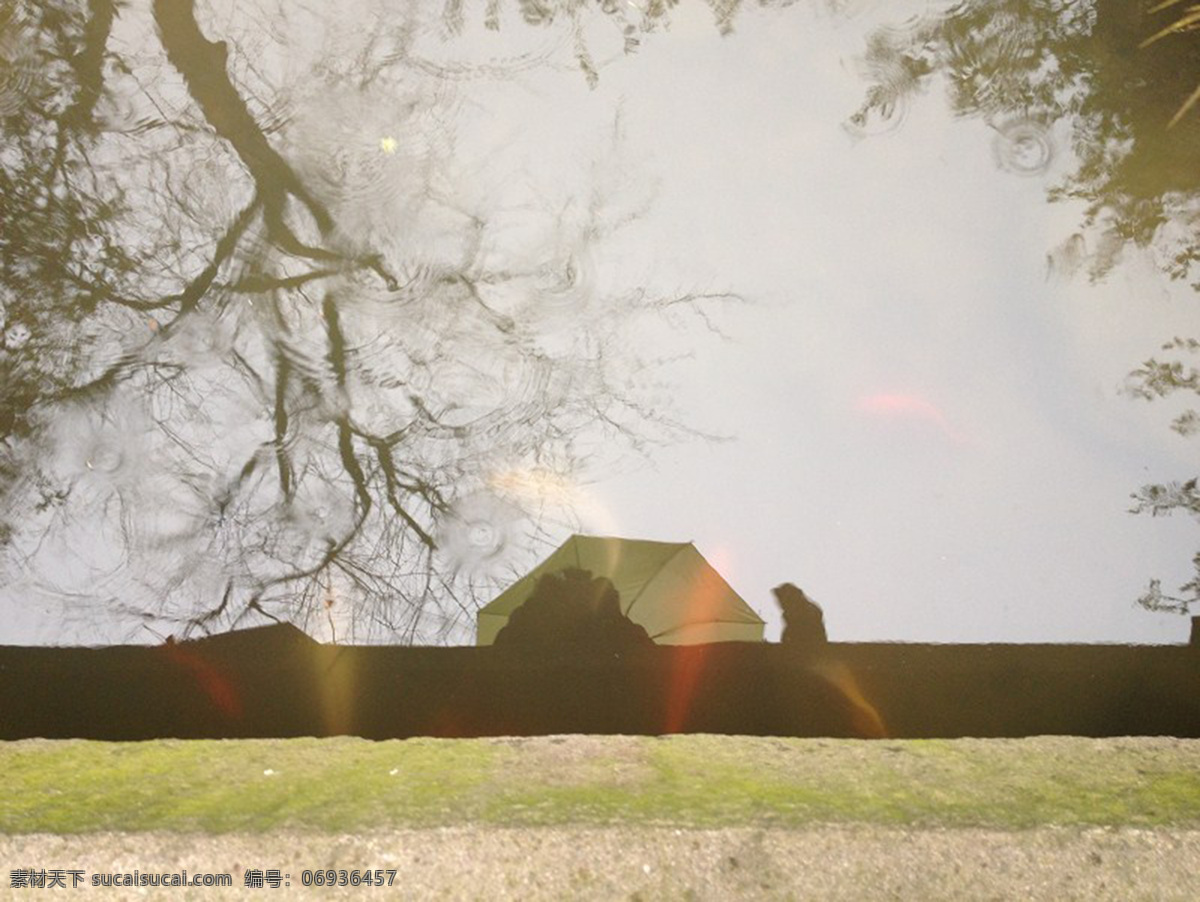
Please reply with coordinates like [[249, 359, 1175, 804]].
[[855, 392, 966, 444], [661, 646, 709, 733], [808, 656, 888, 739], [163, 644, 242, 720], [660, 582, 728, 732]]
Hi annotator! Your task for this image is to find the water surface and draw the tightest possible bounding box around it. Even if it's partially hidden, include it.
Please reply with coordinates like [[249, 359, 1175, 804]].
[[1, 0, 1198, 646]]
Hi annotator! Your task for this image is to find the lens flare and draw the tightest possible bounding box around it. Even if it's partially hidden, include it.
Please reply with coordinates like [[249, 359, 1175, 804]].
[[162, 642, 243, 720], [807, 656, 888, 739], [487, 467, 621, 535], [316, 646, 359, 737], [855, 392, 967, 444], [659, 579, 730, 732]]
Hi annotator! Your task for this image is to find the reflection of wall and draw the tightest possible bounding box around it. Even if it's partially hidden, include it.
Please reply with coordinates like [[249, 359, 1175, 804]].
[[1, 625, 1196, 740], [827, 642, 1200, 739]]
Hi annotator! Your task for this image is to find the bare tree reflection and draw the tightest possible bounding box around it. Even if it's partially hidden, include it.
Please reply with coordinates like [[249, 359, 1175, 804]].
[[0, 0, 743, 643]]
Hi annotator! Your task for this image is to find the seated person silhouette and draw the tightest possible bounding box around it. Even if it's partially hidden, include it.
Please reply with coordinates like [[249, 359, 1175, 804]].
[[493, 567, 654, 657], [773, 583, 828, 653]]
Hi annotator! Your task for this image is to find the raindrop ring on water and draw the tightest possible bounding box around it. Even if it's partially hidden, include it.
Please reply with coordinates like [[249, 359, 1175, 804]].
[[843, 95, 908, 138], [437, 491, 525, 577], [0, 34, 37, 117], [466, 521, 500, 554], [991, 118, 1054, 177], [86, 445, 124, 474]]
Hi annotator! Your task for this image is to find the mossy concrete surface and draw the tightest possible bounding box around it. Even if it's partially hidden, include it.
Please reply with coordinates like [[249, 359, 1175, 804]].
[[3, 735, 1199, 834]]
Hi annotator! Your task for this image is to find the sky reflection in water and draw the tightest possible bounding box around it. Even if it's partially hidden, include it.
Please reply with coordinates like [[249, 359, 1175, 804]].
[[0, 0, 1197, 646]]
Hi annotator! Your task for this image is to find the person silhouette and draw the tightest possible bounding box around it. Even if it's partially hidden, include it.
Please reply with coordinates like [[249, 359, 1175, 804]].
[[494, 567, 653, 657], [773, 583, 828, 652]]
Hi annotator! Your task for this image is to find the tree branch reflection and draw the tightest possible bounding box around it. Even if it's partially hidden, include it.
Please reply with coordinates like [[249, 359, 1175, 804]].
[[1, 0, 745, 643]]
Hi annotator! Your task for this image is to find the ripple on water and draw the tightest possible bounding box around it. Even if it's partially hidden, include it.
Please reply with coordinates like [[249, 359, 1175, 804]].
[[824, 0, 887, 22], [177, 153, 251, 230], [275, 477, 358, 565], [361, 278, 569, 438], [991, 116, 1054, 177], [43, 400, 151, 513], [400, 5, 572, 81], [0, 9, 36, 117], [472, 208, 601, 340], [156, 310, 237, 379], [288, 80, 454, 241], [827, 0, 965, 23], [525, 244, 598, 337], [843, 17, 933, 138], [942, 8, 1045, 117], [436, 490, 525, 577], [84, 440, 124, 475], [415, 345, 563, 436], [843, 90, 909, 137]]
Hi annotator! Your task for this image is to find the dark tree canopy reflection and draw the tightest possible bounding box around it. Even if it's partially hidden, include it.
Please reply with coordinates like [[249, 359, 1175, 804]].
[[0, 0, 751, 643], [849, 0, 1200, 282], [850, 0, 1200, 616]]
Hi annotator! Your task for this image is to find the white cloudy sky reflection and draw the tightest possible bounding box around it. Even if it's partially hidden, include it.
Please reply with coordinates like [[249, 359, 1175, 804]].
[[4, 0, 1198, 646], [498, 2, 1199, 645]]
